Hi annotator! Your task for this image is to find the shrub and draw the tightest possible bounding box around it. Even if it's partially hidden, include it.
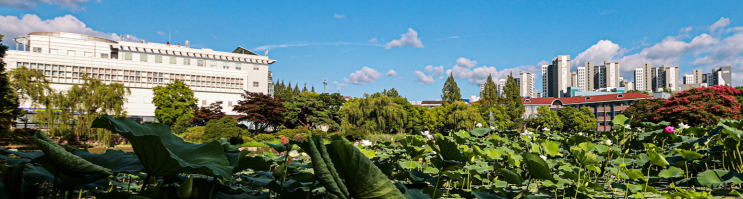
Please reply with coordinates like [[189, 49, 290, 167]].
[[276, 127, 310, 138], [255, 134, 276, 141], [181, 126, 205, 143], [171, 117, 191, 134], [657, 85, 742, 126], [241, 136, 254, 142], [202, 116, 242, 144], [311, 129, 327, 137], [343, 127, 367, 140]]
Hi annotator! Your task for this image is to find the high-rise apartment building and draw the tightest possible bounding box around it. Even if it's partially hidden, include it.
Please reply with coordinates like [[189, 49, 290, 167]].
[[633, 68, 644, 91], [570, 71, 577, 90], [692, 69, 703, 85], [541, 65, 549, 96], [603, 61, 621, 89], [544, 55, 571, 98], [516, 71, 536, 98], [683, 74, 694, 85], [642, 63, 653, 91], [585, 62, 596, 91], [7, 32, 276, 122], [577, 66, 586, 91], [711, 66, 732, 86], [651, 65, 679, 92], [498, 78, 506, 97]]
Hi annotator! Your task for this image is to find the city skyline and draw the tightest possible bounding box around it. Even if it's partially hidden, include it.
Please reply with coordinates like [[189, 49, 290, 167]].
[[1, 1, 742, 100]]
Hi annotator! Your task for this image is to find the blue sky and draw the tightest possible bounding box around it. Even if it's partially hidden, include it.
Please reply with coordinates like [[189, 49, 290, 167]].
[[1, 0, 742, 101]]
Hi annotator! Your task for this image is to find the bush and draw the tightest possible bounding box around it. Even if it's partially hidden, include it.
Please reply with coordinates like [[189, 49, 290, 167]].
[[276, 127, 310, 138], [255, 134, 276, 141], [171, 117, 191, 134], [343, 127, 367, 140], [241, 136, 254, 142], [311, 129, 327, 137], [181, 126, 205, 143], [202, 116, 243, 144]]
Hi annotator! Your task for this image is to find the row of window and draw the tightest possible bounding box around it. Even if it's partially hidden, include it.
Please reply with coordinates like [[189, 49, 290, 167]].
[[32, 47, 109, 58], [122, 53, 257, 71], [17, 62, 259, 89]]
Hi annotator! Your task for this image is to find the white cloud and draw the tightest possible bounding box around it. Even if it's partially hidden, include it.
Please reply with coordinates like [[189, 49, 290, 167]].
[[572, 40, 623, 67], [0, 0, 93, 10], [691, 33, 743, 66], [332, 81, 347, 91], [385, 28, 424, 49], [344, 66, 381, 85], [334, 13, 346, 19], [0, 14, 141, 48], [414, 71, 435, 84], [710, 17, 730, 33], [537, 60, 550, 66], [445, 57, 478, 79], [157, 31, 165, 35], [386, 69, 397, 77], [368, 38, 377, 43], [436, 57, 539, 84]]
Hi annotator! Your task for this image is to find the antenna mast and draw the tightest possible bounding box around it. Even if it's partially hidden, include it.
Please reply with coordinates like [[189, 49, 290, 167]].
[[323, 78, 328, 93]]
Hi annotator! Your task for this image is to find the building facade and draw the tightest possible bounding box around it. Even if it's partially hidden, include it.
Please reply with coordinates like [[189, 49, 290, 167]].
[[633, 68, 644, 91], [544, 55, 571, 98], [7, 32, 276, 122], [711, 66, 732, 86], [516, 71, 537, 98], [521, 92, 651, 131], [683, 74, 694, 85]]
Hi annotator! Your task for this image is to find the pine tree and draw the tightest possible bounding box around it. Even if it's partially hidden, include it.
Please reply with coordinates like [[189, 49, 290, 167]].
[[441, 73, 462, 104], [302, 83, 307, 92], [0, 34, 23, 133], [311, 86, 315, 93], [293, 84, 300, 95], [480, 74, 498, 108], [503, 73, 525, 122]]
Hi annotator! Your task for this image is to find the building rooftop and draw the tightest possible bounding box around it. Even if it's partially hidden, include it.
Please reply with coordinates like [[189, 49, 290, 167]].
[[522, 92, 652, 106]]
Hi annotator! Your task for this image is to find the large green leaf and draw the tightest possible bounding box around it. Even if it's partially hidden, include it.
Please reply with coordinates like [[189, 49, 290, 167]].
[[674, 149, 702, 160], [696, 170, 743, 187], [572, 149, 600, 166], [542, 141, 560, 157], [658, 166, 683, 178], [231, 152, 272, 173], [470, 128, 491, 137], [91, 115, 233, 181], [0, 164, 25, 198], [293, 136, 349, 199], [522, 153, 555, 181], [427, 134, 466, 162], [72, 150, 143, 174], [497, 168, 523, 186], [33, 131, 112, 176], [612, 114, 630, 129], [328, 135, 405, 198]]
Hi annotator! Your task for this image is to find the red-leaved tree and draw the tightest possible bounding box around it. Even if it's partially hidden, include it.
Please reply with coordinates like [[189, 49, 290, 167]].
[[191, 101, 226, 126], [232, 91, 285, 134], [656, 85, 742, 126]]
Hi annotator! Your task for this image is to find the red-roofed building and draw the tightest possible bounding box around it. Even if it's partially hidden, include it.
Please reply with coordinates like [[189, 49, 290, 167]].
[[522, 92, 652, 131]]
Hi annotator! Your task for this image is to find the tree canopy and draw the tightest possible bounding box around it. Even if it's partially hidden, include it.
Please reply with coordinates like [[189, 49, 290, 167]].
[[480, 74, 499, 108], [152, 80, 197, 127], [233, 91, 285, 134], [503, 73, 525, 127], [284, 91, 333, 129], [441, 73, 461, 104], [191, 101, 226, 126], [557, 106, 597, 132], [527, 106, 563, 131], [0, 34, 23, 133], [623, 98, 666, 127], [657, 85, 741, 126], [341, 94, 407, 135]]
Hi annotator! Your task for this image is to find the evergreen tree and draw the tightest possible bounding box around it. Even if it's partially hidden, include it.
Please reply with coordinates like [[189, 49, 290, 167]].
[[503, 73, 525, 123], [441, 73, 462, 104], [383, 88, 401, 98], [311, 86, 315, 93], [293, 84, 300, 95], [480, 74, 498, 108], [302, 83, 307, 92], [0, 34, 23, 133]]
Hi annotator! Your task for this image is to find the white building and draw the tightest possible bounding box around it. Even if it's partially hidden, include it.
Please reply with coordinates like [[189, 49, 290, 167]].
[[576, 66, 586, 91], [633, 68, 644, 91], [683, 74, 694, 85], [6, 32, 276, 122], [515, 71, 536, 98]]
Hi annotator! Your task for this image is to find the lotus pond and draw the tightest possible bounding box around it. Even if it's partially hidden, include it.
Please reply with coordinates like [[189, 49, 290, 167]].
[[1, 114, 743, 199]]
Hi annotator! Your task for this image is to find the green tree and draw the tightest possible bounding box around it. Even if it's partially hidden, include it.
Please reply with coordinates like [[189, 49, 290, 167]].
[[444, 101, 485, 131], [202, 116, 243, 144], [485, 105, 509, 130], [152, 80, 197, 127], [318, 92, 346, 130], [626, 90, 650, 95], [340, 95, 407, 135], [233, 91, 285, 134], [421, 106, 445, 133], [558, 106, 597, 131], [441, 73, 462, 104], [503, 73, 525, 126], [284, 92, 332, 129], [480, 74, 499, 108], [0, 34, 24, 133], [382, 88, 401, 98], [526, 106, 563, 130], [623, 98, 666, 127]]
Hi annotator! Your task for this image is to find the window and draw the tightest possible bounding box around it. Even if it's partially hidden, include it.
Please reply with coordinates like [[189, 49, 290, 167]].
[[59, 66, 65, 71], [52, 65, 58, 70], [155, 55, 163, 63], [33, 47, 42, 53], [228, 101, 232, 106], [50, 49, 58, 54], [197, 60, 204, 67], [254, 65, 259, 70], [170, 57, 177, 64], [60, 71, 65, 76], [85, 52, 92, 57], [210, 60, 217, 68], [125, 53, 133, 60], [67, 50, 75, 56], [45, 64, 51, 70], [236, 63, 242, 70], [202, 100, 206, 106], [184, 58, 191, 66], [140, 54, 148, 62], [135, 71, 141, 76], [31, 63, 36, 69], [597, 112, 605, 117], [101, 53, 109, 58], [253, 81, 259, 87], [223, 62, 229, 69]]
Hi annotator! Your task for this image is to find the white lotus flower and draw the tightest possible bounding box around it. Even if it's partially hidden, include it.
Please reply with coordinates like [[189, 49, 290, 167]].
[[543, 127, 550, 131], [476, 123, 483, 128], [540, 155, 547, 161], [361, 140, 372, 147], [490, 126, 495, 130], [302, 152, 308, 157], [624, 124, 631, 129], [678, 123, 690, 129], [520, 130, 533, 139], [289, 150, 299, 157], [421, 131, 434, 139], [605, 140, 613, 146], [578, 132, 584, 136], [432, 151, 437, 154]]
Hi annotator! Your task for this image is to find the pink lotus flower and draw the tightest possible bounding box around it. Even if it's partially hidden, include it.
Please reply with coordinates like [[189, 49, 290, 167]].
[[664, 126, 676, 133], [354, 142, 360, 146]]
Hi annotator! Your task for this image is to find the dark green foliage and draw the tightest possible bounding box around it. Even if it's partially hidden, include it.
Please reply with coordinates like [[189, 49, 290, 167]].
[[203, 116, 243, 144], [171, 116, 191, 134], [623, 98, 666, 127], [254, 133, 276, 141], [0, 34, 23, 134], [152, 80, 197, 127], [441, 73, 462, 104], [479, 74, 499, 108], [527, 106, 563, 130], [283, 92, 332, 129], [382, 88, 401, 98], [558, 106, 597, 131], [503, 73, 525, 125], [340, 95, 407, 136], [626, 90, 650, 95]]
